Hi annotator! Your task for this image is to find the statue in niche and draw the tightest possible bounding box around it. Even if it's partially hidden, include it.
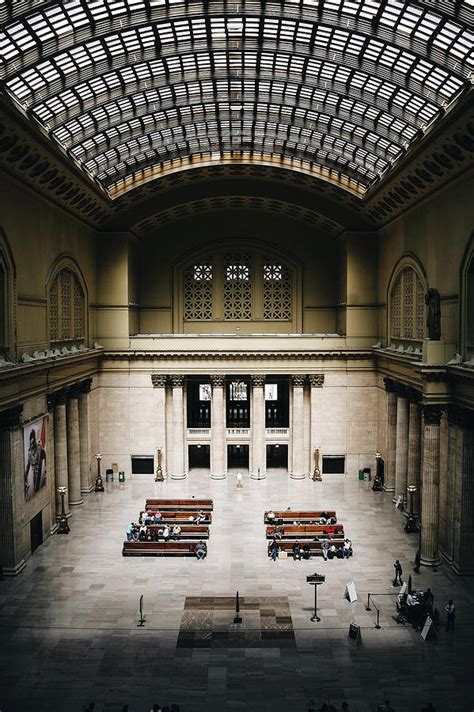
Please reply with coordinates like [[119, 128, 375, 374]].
[[425, 288, 441, 340]]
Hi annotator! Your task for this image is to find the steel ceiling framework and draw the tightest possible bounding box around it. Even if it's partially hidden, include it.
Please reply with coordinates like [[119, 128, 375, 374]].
[[0, 1, 472, 199]]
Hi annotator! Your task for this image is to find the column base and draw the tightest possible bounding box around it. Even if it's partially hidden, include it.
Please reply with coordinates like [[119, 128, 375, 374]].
[[69, 497, 84, 506], [81, 485, 94, 494], [290, 472, 306, 480], [2, 559, 27, 576], [420, 555, 441, 568], [57, 511, 72, 519], [170, 473, 187, 480], [210, 473, 226, 480], [383, 485, 395, 493], [250, 471, 266, 480], [50, 522, 59, 535]]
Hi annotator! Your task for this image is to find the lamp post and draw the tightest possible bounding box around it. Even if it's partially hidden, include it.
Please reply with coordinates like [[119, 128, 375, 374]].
[[407, 484, 417, 516], [312, 447, 322, 481], [94, 453, 104, 491], [155, 447, 164, 481], [57, 486, 70, 534]]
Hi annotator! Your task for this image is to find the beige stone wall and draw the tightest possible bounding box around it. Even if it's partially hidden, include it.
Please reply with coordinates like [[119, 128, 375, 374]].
[[0, 173, 98, 355]]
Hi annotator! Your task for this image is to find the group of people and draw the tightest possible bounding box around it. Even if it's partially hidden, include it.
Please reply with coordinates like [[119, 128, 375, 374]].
[[267, 510, 337, 526], [269, 537, 352, 561], [126, 522, 182, 542]]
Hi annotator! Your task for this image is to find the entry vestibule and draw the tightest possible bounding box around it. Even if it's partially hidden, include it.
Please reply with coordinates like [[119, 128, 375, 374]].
[[227, 444, 249, 469], [266, 444, 288, 469], [188, 444, 210, 469]]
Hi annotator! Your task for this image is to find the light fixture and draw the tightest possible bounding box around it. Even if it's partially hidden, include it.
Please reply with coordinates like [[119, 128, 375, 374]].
[[57, 486, 69, 534]]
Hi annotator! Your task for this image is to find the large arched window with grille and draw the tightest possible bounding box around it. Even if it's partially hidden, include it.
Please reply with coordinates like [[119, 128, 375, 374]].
[[180, 245, 298, 332], [389, 261, 426, 348], [48, 262, 86, 347], [0, 231, 15, 359]]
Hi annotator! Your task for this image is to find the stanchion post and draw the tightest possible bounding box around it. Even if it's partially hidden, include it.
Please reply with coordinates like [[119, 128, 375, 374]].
[[137, 594, 145, 627], [366, 593, 371, 611], [375, 607, 381, 629]]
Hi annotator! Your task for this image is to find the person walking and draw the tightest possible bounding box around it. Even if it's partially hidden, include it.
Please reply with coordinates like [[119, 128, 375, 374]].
[[393, 559, 403, 586], [445, 599, 455, 631], [414, 550, 421, 574]]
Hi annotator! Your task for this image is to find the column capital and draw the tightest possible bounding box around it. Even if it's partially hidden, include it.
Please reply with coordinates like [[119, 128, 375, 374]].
[[406, 387, 421, 403], [291, 374, 306, 387], [383, 377, 398, 393], [448, 404, 474, 429], [151, 374, 168, 388], [67, 383, 82, 400], [210, 374, 225, 387], [170, 374, 184, 387], [78, 378, 92, 395], [0, 405, 23, 429], [423, 404, 444, 426], [308, 374, 325, 388], [48, 389, 68, 410], [251, 374, 265, 387]]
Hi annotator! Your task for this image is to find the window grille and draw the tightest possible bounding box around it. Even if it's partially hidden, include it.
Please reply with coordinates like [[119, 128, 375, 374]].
[[263, 260, 292, 320], [390, 267, 425, 343], [49, 268, 85, 345], [184, 260, 213, 320], [224, 252, 252, 320]]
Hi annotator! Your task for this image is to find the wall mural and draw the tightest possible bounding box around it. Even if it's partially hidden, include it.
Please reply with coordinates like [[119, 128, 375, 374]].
[[24, 416, 47, 500]]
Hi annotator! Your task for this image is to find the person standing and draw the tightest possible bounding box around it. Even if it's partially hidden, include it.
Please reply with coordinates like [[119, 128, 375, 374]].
[[269, 539, 279, 561], [321, 540, 329, 561], [393, 559, 403, 586], [445, 599, 455, 631], [414, 550, 421, 574], [292, 540, 302, 561]]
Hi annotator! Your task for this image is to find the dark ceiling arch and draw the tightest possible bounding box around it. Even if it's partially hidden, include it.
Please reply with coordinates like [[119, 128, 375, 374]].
[[0, 1, 472, 199]]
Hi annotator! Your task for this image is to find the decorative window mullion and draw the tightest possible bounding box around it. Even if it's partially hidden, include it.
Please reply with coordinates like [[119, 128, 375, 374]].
[[253, 253, 263, 320]]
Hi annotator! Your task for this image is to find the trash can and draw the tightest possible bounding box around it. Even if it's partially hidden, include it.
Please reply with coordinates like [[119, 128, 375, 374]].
[[358, 469, 365, 481], [363, 467, 371, 482], [105, 468, 114, 482], [118, 471, 125, 483]]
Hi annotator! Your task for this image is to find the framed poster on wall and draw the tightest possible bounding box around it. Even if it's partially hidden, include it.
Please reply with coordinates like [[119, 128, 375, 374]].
[[24, 416, 47, 500]]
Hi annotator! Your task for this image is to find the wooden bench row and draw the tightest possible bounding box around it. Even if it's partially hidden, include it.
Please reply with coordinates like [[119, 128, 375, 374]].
[[123, 541, 199, 557], [140, 511, 212, 524], [268, 540, 344, 557], [145, 498, 213, 511], [137, 524, 209, 540], [264, 511, 336, 524], [266, 524, 344, 540]]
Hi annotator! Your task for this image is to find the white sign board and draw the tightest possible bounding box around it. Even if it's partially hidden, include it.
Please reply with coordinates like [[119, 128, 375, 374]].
[[395, 495, 403, 509], [421, 615, 433, 641], [345, 581, 358, 603], [398, 582, 407, 603]]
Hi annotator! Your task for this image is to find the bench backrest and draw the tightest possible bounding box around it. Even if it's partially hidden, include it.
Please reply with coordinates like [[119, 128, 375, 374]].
[[264, 511, 336, 522], [139, 511, 212, 523], [123, 541, 196, 552], [145, 499, 213, 511], [268, 539, 344, 552], [266, 524, 344, 537]]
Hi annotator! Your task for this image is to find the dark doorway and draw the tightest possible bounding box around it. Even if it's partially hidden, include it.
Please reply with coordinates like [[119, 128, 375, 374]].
[[226, 378, 250, 428], [187, 379, 211, 428], [188, 444, 210, 469], [227, 444, 249, 469], [265, 378, 289, 427], [266, 444, 288, 469], [30, 511, 43, 555], [322, 455, 346, 474]]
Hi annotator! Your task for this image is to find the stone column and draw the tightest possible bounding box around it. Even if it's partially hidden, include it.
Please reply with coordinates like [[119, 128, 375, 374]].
[[78, 379, 92, 494], [67, 385, 83, 506], [309, 374, 325, 474], [291, 375, 306, 479], [451, 408, 474, 573], [394, 387, 409, 503], [152, 375, 168, 476], [0, 406, 26, 575], [406, 389, 421, 514], [52, 390, 70, 518], [251, 374, 266, 479], [420, 405, 443, 567], [383, 378, 397, 492], [170, 375, 186, 480], [210, 375, 226, 479]]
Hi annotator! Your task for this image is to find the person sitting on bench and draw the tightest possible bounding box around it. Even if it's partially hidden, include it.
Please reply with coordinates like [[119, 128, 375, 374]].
[[154, 510, 162, 523], [267, 509, 276, 524], [139, 524, 147, 541], [194, 541, 207, 560], [172, 524, 181, 539], [343, 539, 353, 558], [292, 541, 302, 560], [322, 540, 329, 561], [162, 525, 171, 541], [303, 543, 311, 560], [196, 510, 207, 524], [270, 539, 279, 561]]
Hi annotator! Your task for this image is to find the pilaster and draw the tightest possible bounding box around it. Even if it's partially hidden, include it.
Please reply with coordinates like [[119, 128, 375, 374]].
[[250, 375, 266, 479], [152, 375, 168, 477], [210, 375, 226, 479], [406, 389, 421, 514], [290, 375, 306, 479], [0, 406, 26, 575], [394, 386, 408, 503], [420, 405, 443, 568], [67, 385, 83, 506], [170, 375, 186, 480], [309, 374, 325, 474], [78, 379, 92, 494], [383, 378, 397, 492]]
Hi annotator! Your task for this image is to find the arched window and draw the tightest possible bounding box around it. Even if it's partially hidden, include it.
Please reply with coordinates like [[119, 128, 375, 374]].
[[183, 259, 213, 321], [48, 264, 86, 347], [389, 261, 426, 347], [461, 236, 474, 361]]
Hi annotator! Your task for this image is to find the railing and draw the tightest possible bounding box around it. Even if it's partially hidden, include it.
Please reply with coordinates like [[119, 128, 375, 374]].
[[266, 428, 289, 437], [226, 428, 250, 436], [187, 428, 211, 438]]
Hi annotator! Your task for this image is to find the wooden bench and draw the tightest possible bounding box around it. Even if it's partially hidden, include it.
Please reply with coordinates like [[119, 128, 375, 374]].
[[145, 524, 209, 540], [264, 511, 337, 524], [145, 498, 213, 511], [139, 511, 212, 524], [122, 541, 201, 557], [267, 539, 345, 557], [266, 524, 344, 540]]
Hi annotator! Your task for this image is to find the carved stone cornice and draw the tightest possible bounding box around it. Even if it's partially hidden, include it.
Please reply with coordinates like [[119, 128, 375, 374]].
[[308, 374, 325, 388], [210, 375, 225, 387], [78, 378, 92, 395], [423, 405, 444, 426], [170, 375, 185, 387], [0, 405, 23, 429], [291, 375, 306, 387], [103, 349, 374, 362], [251, 375, 266, 387], [421, 370, 449, 383], [151, 374, 168, 388]]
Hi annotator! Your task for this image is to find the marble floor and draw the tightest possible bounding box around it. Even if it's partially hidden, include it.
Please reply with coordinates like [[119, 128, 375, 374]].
[[0, 470, 473, 712]]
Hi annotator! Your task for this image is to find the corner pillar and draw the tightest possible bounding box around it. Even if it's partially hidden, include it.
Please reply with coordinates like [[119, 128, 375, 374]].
[[170, 375, 186, 480], [210, 375, 226, 479], [394, 387, 409, 503], [67, 386, 83, 506], [420, 405, 443, 567], [251, 375, 266, 479], [0, 406, 26, 575], [383, 378, 397, 492], [291, 375, 307, 479], [78, 379, 92, 494]]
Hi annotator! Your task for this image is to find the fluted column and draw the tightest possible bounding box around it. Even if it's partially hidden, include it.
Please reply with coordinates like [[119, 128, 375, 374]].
[[52, 390, 70, 518], [170, 375, 186, 480], [406, 390, 421, 514], [210, 375, 226, 479], [420, 405, 443, 567], [383, 378, 397, 492], [78, 379, 92, 494], [451, 408, 474, 573], [251, 374, 266, 479], [291, 375, 306, 479], [309, 374, 325, 474], [152, 375, 168, 476], [394, 387, 409, 503], [67, 386, 83, 506], [0, 406, 26, 575]]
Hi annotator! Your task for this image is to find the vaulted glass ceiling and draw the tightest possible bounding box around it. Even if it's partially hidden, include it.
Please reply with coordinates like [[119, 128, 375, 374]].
[[0, 1, 472, 199]]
